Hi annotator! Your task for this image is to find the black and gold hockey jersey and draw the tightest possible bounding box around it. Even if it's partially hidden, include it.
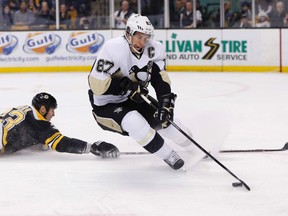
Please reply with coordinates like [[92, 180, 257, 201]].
[[0, 105, 87, 154]]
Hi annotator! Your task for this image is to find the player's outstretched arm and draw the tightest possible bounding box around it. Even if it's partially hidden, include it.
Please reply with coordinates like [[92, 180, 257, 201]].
[[51, 137, 119, 158]]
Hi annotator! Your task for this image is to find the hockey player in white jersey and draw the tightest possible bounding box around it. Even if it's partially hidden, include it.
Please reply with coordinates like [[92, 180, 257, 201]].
[[88, 14, 193, 170]]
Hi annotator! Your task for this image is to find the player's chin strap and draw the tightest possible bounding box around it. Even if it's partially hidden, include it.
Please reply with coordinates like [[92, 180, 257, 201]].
[[140, 94, 251, 191]]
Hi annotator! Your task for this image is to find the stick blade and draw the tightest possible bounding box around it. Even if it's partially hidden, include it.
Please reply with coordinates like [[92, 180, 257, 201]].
[[283, 142, 288, 150]]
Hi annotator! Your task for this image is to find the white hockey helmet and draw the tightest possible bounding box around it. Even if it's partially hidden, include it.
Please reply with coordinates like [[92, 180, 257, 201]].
[[126, 14, 154, 37]]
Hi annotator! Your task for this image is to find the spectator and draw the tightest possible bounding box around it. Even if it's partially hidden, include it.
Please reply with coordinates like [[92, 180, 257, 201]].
[[28, 0, 39, 14], [76, 0, 91, 17], [233, 10, 252, 28], [39, 0, 53, 10], [224, 0, 234, 27], [180, 0, 188, 8], [35, 1, 54, 25], [196, 0, 212, 28], [270, 0, 288, 27], [13, 0, 36, 26], [89, 11, 99, 29], [114, 0, 134, 29], [141, 0, 164, 28], [130, 0, 138, 13], [67, 4, 78, 29], [212, 0, 234, 28], [59, 3, 71, 28], [256, 11, 271, 27], [256, 0, 273, 15], [2, 5, 13, 30], [170, 0, 185, 28], [78, 16, 91, 29], [6, 0, 20, 14], [180, 1, 202, 28], [34, 0, 40, 9], [231, 1, 252, 28], [240, 1, 252, 20]]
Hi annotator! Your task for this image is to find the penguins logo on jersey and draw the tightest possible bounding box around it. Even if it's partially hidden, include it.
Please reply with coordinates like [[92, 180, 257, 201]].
[[129, 62, 152, 85]]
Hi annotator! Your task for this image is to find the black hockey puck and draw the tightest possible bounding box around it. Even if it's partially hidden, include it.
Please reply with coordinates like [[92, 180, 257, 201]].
[[232, 182, 243, 187]]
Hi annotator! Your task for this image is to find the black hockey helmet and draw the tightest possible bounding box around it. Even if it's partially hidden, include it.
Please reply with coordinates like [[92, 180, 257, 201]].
[[32, 92, 57, 112]]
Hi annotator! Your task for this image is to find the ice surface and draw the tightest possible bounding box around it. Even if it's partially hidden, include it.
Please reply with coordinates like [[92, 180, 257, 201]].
[[1, 72, 288, 216]]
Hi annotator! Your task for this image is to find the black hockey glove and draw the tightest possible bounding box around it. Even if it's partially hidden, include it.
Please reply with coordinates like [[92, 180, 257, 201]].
[[119, 77, 148, 103], [155, 93, 177, 128], [90, 141, 120, 158]]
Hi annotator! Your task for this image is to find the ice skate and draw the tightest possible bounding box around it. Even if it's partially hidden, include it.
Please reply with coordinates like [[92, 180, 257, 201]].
[[164, 150, 184, 170]]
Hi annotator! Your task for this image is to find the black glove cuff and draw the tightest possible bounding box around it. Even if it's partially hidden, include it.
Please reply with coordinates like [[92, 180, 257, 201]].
[[90, 142, 101, 156]]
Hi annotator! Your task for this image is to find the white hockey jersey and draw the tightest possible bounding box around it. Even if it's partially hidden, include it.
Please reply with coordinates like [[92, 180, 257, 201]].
[[88, 36, 171, 106]]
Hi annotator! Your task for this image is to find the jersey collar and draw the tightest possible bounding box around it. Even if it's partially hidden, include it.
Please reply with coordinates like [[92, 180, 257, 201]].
[[32, 107, 47, 121]]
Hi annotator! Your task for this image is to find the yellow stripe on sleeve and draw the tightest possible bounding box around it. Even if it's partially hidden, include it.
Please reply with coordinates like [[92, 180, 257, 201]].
[[50, 135, 64, 150], [45, 132, 61, 145]]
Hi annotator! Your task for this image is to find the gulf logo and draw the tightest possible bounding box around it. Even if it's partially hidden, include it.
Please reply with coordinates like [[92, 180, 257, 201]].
[[0, 33, 18, 55], [23, 33, 61, 54], [66, 32, 104, 54]]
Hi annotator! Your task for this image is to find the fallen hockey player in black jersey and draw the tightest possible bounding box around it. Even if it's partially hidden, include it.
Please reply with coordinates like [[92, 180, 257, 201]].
[[0, 92, 120, 158]]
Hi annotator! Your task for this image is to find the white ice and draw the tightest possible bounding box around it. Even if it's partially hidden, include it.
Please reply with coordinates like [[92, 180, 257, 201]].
[[1, 72, 288, 216]]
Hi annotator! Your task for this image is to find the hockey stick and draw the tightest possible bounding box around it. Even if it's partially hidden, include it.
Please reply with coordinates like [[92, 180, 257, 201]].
[[220, 142, 288, 153], [121, 143, 288, 154], [140, 94, 251, 191]]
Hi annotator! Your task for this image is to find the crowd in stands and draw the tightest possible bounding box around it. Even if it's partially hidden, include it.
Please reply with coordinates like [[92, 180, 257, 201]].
[[1, 0, 93, 30], [211, 0, 288, 28], [170, 0, 288, 28], [1, 0, 288, 31]]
